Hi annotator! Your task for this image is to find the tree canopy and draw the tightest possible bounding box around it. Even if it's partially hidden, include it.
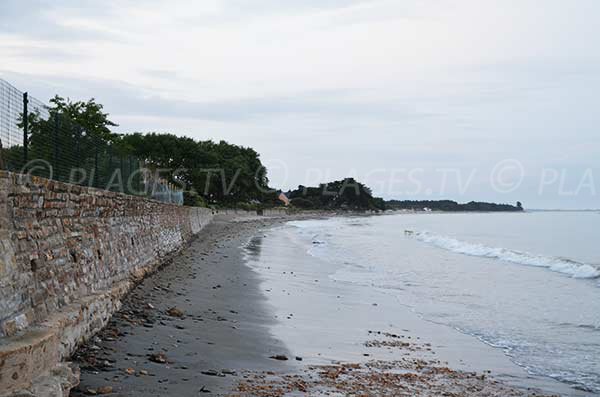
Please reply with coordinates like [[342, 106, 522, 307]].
[[119, 133, 271, 206], [287, 178, 386, 211], [47, 96, 118, 141]]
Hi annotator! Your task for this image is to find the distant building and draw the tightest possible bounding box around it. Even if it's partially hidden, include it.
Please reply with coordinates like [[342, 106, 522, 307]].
[[278, 192, 290, 206]]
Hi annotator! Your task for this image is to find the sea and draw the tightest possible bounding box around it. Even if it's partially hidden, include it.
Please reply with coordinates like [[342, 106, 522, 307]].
[[251, 211, 600, 395]]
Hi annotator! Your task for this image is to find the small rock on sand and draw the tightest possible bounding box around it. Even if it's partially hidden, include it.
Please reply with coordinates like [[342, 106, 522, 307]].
[[97, 386, 113, 394], [148, 353, 168, 364], [166, 307, 184, 317]]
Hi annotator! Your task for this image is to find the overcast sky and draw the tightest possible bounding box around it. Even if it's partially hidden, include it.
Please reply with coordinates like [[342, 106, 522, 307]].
[[2, 0, 599, 208]]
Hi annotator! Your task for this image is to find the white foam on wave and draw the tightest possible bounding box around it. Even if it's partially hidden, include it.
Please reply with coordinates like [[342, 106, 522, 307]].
[[410, 231, 600, 279]]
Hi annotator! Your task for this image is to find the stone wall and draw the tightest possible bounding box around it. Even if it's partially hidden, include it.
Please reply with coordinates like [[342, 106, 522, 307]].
[[0, 171, 213, 395], [214, 208, 289, 218]]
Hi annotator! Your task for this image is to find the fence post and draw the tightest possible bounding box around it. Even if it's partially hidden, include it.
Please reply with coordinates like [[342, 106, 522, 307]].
[[0, 139, 4, 170], [120, 155, 124, 193], [53, 113, 60, 180], [94, 137, 99, 188], [107, 145, 113, 190], [22, 92, 28, 164], [76, 128, 81, 169], [128, 156, 133, 194]]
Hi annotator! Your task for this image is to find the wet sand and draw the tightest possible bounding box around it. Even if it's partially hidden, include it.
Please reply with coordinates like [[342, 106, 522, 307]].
[[71, 217, 300, 396], [71, 215, 578, 396]]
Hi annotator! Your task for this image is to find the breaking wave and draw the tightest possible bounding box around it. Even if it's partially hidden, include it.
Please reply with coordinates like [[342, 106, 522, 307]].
[[409, 231, 600, 279]]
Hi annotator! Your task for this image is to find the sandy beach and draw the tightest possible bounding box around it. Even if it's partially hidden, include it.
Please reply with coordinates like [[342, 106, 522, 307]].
[[70, 215, 585, 396], [5, 3, 599, 396]]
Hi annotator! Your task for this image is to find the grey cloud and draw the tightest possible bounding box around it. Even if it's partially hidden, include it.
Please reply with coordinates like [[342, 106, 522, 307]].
[[222, 0, 370, 15], [0, 0, 131, 42], [173, 0, 376, 27], [1, 44, 86, 61], [2, 0, 415, 44], [140, 69, 181, 80], [0, 71, 439, 125]]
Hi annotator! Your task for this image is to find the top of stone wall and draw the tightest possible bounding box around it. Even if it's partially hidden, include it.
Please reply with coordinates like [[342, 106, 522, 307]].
[[0, 171, 186, 208]]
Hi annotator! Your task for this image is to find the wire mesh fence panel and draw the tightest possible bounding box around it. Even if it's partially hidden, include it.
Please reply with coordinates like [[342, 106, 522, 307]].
[[148, 180, 185, 205], [0, 80, 27, 171], [0, 78, 147, 198]]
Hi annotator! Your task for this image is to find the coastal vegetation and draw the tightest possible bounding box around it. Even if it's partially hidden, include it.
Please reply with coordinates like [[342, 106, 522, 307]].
[[286, 178, 386, 211], [385, 200, 524, 212], [5, 95, 272, 206], [119, 132, 271, 206]]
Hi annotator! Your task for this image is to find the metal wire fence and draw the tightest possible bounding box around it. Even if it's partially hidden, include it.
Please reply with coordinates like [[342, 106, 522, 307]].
[[0, 79, 46, 171], [0, 78, 150, 197]]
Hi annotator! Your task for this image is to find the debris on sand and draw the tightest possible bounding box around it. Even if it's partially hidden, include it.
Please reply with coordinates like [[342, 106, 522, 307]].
[[201, 369, 226, 377], [229, 359, 558, 397], [96, 386, 113, 395], [148, 353, 168, 364], [166, 307, 185, 318]]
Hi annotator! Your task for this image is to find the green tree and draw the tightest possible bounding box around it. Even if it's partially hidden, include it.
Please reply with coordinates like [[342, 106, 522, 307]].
[[288, 178, 385, 211], [17, 96, 129, 185], [121, 133, 272, 206], [47, 96, 118, 141]]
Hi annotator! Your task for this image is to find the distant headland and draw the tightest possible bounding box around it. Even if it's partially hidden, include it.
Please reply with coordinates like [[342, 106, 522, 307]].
[[385, 200, 524, 212], [282, 179, 523, 213]]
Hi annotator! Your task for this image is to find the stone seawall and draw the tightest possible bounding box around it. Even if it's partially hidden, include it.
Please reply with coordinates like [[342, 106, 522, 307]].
[[0, 171, 213, 396], [213, 208, 290, 219]]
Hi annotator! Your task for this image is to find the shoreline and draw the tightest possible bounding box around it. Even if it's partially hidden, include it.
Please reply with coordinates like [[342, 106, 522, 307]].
[[70, 214, 317, 396], [71, 214, 582, 396]]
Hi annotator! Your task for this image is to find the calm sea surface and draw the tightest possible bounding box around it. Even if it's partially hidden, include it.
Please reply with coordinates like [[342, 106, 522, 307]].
[[283, 212, 600, 394]]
